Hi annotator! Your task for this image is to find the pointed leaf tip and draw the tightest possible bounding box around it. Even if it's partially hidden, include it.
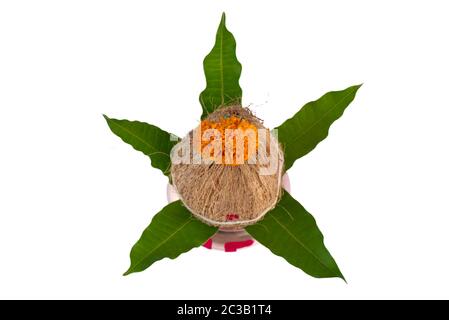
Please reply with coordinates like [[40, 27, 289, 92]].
[[124, 201, 218, 275], [245, 191, 344, 280], [104, 116, 179, 177], [276, 84, 362, 170], [199, 13, 242, 119]]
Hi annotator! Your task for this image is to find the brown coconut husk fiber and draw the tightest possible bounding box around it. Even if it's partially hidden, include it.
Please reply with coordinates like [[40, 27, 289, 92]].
[[171, 105, 284, 228]]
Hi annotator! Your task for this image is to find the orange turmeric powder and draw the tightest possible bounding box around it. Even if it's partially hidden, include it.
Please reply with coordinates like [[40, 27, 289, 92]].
[[199, 116, 260, 165]]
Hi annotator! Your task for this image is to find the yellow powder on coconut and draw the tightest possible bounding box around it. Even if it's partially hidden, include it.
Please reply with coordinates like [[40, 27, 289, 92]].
[[199, 116, 260, 165]]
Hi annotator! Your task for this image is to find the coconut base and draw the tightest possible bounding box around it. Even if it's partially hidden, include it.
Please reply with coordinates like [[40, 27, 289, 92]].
[[170, 105, 284, 228], [171, 163, 282, 228]]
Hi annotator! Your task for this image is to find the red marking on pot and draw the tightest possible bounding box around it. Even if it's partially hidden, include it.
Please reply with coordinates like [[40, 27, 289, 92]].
[[224, 240, 254, 252], [225, 214, 240, 221], [203, 239, 213, 249]]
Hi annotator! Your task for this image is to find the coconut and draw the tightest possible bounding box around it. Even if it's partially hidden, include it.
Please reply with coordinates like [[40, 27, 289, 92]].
[[171, 105, 284, 228]]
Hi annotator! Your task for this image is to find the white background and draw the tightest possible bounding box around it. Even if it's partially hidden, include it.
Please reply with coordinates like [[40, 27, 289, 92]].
[[1, 0, 448, 299]]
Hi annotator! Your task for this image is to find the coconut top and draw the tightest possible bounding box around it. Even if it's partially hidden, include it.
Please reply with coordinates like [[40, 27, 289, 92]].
[[171, 105, 284, 228], [204, 105, 263, 126]]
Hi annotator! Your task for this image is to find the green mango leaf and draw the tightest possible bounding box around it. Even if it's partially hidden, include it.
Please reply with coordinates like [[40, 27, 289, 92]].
[[124, 200, 218, 275], [104, 115, 179, 177], [276, 84, 362, 170], [199, 13, 242, 119], [246, 191, 344, 280]]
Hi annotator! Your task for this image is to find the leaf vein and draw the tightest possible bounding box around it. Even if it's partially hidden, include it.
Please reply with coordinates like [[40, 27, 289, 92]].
[[128, 217, 195, 273], [273, 205, 333, 274], [112, 120, 170, 157], [283, 87, 357, 147]]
